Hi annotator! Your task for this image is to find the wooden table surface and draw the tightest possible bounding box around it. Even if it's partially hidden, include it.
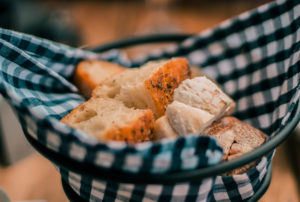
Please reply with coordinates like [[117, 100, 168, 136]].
[[0, 1, 299, 201]]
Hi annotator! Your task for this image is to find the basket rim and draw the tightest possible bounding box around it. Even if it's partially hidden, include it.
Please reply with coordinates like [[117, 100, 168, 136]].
[[23, 34, 300, 184]]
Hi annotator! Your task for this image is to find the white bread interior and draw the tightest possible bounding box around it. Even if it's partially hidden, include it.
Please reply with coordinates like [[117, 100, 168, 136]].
[[174, 76, 235, 117], [155, 115, 178, 140], [166, 101, 215, 136], [116, 60, 167, 112], [93, 58, 191, 118], [61, 97, 155, 143], [93, 61, 167, 114], [73, 60, 125, 98]]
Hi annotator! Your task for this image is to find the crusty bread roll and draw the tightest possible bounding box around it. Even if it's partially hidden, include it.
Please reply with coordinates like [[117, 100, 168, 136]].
[[174, 76, 235, 117], [166, 101, 215, 136], [155, 116, 178, 140], [205, 116, 267, 174], [73, 59, 125, 98], [93, 58, 191, 118], [61, 97, 155, 143]]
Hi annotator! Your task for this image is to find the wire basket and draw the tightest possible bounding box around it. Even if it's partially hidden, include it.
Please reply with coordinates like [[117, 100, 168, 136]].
[[0, 0, 299, 201]]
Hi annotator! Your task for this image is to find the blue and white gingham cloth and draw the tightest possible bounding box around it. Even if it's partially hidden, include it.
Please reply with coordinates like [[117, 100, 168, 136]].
[[0, 0, 299, 201]]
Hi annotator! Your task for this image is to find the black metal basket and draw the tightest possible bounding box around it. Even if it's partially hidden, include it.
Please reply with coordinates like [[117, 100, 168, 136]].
[[1, 0, 299, 201], [22, 34, 300, 201]]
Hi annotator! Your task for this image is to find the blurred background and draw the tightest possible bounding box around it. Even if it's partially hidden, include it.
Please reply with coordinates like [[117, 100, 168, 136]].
[[0, 0, 299, 201], [0, 0, 273, 47]]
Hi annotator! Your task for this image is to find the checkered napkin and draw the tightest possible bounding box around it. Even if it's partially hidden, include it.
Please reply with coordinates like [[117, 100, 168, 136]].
[[0, 0, 299, 201]]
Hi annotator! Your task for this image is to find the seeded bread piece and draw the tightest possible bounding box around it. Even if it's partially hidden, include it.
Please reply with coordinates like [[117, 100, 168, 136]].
[[92, 58, 191, 118], [61, 97, 155, 143], [73, 59, 125, 98]]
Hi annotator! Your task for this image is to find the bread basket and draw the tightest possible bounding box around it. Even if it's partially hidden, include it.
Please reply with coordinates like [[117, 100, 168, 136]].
[[0, 0, 299, 201]]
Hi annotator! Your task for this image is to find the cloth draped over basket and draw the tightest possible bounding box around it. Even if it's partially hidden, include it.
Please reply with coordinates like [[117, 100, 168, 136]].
[[0, 0, 299, 201]]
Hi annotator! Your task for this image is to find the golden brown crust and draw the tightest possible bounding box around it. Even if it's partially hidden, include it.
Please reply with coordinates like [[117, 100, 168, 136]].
[[102, 110, 156, 143], [73, 60, 125, 98], [144, 58, 191, 118]]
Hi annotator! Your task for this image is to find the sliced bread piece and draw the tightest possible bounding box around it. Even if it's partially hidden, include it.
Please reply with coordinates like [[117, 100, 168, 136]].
[[166, 101, 215, 136], [93, 58, 191, 118], [61, 97, 155, 143], [155, 115, 178, 140], [174, 76, 235, 117], [73, 59, 125, 98]]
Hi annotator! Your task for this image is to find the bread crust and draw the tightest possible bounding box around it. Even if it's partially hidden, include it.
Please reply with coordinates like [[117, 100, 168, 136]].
[[73, 59, 125, 98], [204, 117, 236, 160], [61, 101, 92, 124], [103, 110, 155, 143], [144, 58, 191, 117], [61, 98, 156, 144], [205, 116, 267, 174]]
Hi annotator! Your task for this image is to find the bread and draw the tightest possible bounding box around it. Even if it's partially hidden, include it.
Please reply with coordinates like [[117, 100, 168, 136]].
[[73, 59, 125, 98], [163, 76, 235, 138], [61, 97, 155, 143], [205, 116, 267, 157], [155, 116, 178, 140], [166, 101, 215, 136], [190, 66, 203, 78], [204, 118, 237, 160], [92, 58, 191, 118], [205, 116, 267, 174], [174, 76, 235, 117], [64, 56, 267, 176]]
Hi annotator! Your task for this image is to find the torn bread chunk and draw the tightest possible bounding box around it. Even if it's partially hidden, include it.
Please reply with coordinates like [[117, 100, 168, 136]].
[[155, 115, 178, 140], [174, 76, 235, 117], [166, 101, 215, 136], [205, 116, 267, 174], [61, 97, 155, 143], [92, 58, 191, 118], [73, 59, 125, 98], [204, 118, 236, 160]]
